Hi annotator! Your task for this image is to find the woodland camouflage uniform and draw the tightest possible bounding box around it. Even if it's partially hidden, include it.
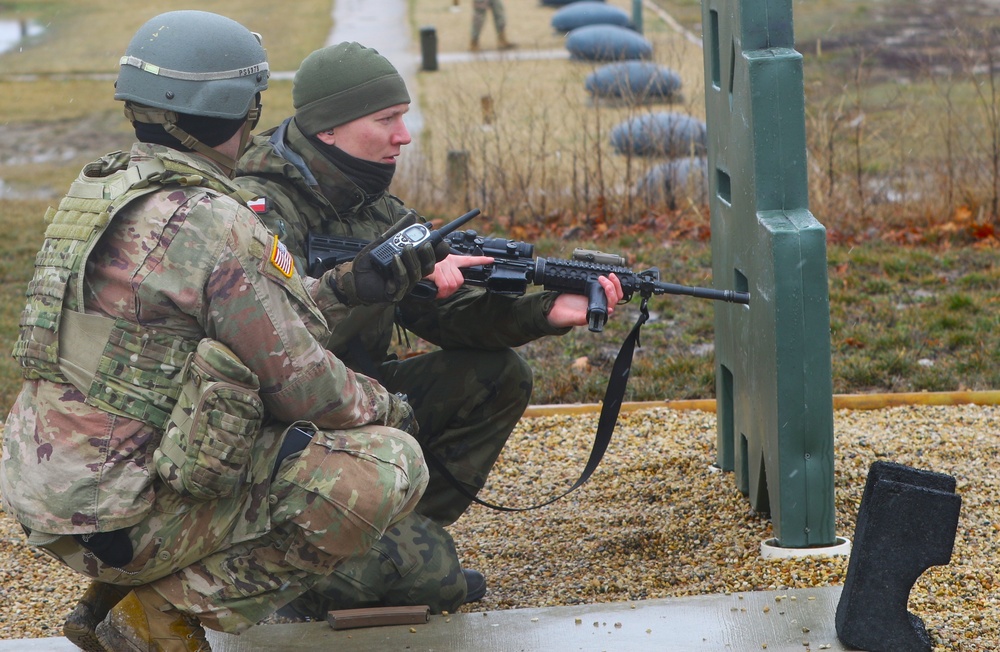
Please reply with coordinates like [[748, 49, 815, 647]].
[[0, 140, 428, 633], [238, 116, 572, 517], [237, 115, 570, 615]]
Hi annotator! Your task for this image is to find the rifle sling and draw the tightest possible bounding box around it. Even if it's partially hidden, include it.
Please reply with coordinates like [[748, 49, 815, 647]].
[[426, 298, 651, 512]]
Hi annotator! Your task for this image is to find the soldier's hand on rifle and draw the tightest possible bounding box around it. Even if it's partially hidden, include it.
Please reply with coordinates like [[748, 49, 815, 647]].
[[426, 254, 495, 299], [329, 214, 446, 305], [546, 274, 624, 328]]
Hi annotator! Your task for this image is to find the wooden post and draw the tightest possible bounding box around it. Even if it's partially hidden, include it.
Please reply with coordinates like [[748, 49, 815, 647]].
[[446, 150, 470, 205], [480, 95, 495, 125]]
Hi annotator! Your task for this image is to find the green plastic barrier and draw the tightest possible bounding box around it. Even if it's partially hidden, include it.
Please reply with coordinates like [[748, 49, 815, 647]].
[[701, 0, 836, 548]]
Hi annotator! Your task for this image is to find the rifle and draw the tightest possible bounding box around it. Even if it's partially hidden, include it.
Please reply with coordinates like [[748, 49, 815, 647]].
[[435, 230, 750, 332], [306, 224, 751, 333], [305, 220, 751, 512]]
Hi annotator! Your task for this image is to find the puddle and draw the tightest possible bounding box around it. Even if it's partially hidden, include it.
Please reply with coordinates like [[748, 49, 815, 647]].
[[0, 18, 44, 56]]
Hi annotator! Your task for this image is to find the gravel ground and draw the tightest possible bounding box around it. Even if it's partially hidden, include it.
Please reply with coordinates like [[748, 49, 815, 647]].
[[1, 403, 997, 650]]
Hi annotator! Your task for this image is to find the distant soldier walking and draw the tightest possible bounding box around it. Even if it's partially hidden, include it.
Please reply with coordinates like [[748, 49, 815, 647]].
[[471, 0, 516, 51]]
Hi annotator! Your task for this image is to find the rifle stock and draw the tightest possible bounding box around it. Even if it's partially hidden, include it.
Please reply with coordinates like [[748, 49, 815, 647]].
[[305, 234, 368, 277]]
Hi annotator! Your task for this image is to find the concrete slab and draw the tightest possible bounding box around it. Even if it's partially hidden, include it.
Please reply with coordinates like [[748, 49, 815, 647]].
[[1, 586, 850, 651]]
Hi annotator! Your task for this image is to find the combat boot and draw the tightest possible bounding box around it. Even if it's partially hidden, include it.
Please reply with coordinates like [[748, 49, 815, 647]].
[[462, 568, 487, 603], [63, 580, 130, 652], [95, 587, 211, 652], [497, 30, 517, 50], [470, 38, 480, 52]]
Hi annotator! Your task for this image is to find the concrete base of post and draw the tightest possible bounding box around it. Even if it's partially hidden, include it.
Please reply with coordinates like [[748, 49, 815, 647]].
[[760, 536, 851, 559]]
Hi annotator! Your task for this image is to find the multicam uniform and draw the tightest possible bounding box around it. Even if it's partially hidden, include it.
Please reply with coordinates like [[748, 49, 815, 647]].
[[472, 0, 509, 43], [235, 117, 571, 613], [0, 143, 426, 633]]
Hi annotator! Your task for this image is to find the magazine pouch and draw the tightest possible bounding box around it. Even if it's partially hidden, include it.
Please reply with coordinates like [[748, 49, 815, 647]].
[[154, 338, 263, 501]]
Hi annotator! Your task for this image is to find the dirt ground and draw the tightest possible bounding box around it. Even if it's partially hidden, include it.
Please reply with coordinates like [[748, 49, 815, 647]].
[[0, 110, 126, 156], [796, 0, 1000, 80], [0, 112, 130, 199]]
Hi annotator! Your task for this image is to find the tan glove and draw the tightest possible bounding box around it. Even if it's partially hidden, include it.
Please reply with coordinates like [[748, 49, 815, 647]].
[[330, 213, 441, 306], [385, 392, 419, 436]]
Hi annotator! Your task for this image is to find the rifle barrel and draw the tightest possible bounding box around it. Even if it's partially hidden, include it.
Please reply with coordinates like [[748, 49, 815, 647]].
[[653, 281, 750, 305]]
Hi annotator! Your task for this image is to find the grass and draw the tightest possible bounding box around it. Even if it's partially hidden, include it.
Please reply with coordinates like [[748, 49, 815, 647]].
[[506, 237, 1000, 405], [0, 199, 48, 411], [0, 0, 329, 74], [404, 0, 708, 222], [0, 0, 997, 416]]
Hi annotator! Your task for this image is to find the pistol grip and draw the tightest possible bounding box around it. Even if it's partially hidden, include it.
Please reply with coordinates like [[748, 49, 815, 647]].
[[408, 280, 438, 300], [586, 280, 608, 333]]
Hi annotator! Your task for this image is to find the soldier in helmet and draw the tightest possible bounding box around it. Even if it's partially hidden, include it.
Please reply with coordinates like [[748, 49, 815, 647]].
[[234, 41, 624, 619], [0, 11, 446, 651]]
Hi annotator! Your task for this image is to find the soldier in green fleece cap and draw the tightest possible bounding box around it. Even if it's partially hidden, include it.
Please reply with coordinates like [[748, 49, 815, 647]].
[[236, 41, 624, 618]]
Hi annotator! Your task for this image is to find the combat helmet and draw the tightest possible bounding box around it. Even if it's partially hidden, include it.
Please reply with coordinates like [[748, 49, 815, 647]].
[[115, 10, 269, 173]]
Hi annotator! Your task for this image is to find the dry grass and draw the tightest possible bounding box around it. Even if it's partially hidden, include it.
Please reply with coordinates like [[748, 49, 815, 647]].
[[401, 0, 710, 221], [0, 1, 310, 146], [1, 0, 330, 74]]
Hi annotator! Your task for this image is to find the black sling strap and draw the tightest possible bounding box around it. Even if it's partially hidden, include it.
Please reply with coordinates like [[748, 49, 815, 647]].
[[426, 297, 651, 512]]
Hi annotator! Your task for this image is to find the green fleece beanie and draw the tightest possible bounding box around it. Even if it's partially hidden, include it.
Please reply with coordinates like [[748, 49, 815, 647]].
[[293, 42, 410, 135]]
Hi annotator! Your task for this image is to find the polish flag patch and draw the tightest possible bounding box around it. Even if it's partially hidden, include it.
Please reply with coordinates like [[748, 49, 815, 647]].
[[270, 235, 295, 278], [247, 197, 270, 214]]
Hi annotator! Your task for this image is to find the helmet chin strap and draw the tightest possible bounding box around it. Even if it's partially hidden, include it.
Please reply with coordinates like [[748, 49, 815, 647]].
[[124, 103, 260, 178]]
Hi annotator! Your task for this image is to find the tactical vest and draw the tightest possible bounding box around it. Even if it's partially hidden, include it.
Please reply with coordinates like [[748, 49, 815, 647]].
[[12, 151, 254, 429]]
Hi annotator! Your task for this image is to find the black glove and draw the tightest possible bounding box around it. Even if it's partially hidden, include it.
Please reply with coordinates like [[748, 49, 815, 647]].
[[330, 213, 440, 305]]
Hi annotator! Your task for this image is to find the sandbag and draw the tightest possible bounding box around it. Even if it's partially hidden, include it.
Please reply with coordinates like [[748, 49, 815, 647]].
[[565, 24, 652, 61], [637, 157, 709, 207], [586, 61, 682, 100], [610, 112, 708, 157], [541, 0, 602, 7], [552, 2, 630, 33]]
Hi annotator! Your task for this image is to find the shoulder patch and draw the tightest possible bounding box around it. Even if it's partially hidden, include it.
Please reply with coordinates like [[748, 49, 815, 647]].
[[269, 235, 295, 278], [247, 196, 270, 214]]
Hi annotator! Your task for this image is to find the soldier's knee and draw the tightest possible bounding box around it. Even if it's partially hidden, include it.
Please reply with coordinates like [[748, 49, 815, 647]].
[[381, 513, 465, 613], [269, 426, 428, 571], [287, 512, 464, 615], [492, 348, 533, 405], [498, 347, 532, 382]]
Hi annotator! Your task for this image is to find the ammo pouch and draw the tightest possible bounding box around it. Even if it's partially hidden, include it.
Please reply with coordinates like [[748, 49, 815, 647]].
[[153, 338, 264, 501]]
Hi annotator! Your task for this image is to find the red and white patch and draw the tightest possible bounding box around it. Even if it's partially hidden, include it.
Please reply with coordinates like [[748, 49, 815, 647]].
[[247, 197, 269, 214]]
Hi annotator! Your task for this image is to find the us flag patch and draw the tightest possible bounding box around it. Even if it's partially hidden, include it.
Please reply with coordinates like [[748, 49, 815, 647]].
[[270, 235, 295, 278]]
